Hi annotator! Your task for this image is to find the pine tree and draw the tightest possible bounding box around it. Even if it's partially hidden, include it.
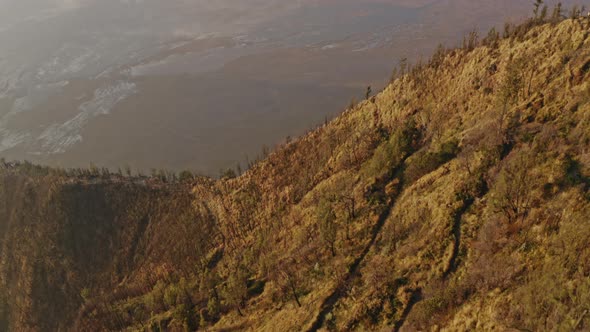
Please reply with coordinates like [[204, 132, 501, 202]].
[[570, 5, 581, 19], [533, 0, 544, 19], [399, 57, 408, 76], [540, 5, 548, 22], [551, 2, 563, 23], [483, 27, 500, 48]]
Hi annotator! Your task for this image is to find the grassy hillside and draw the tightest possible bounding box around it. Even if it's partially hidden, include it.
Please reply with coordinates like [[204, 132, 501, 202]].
[[1, 14, 590, 332]]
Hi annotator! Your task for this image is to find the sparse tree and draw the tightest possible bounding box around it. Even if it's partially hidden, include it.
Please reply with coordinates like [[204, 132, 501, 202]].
[[339, 194, 356, 240], [158, 169, 168, 182], [463, 29, 479, 51], [540, 5, 548, 22], [399, 57, 408, 77], [261, 145, 270, 158], [274, 258, 303, 307], [317, 198, 338, 257], [366, 86, 372, 100], [429, 43, 447, 69], [551, 2, 563, 23], [221, 263, 248, 316], [89, 163, 99, 177], [497, 58, 525, 136], [206, 291, 220, 321], [100, 167, 110, 178], [178, 170, 194, 182], [533, 0, 544, 19], [348, 97, 357, 110], [124, 164, 132, 177], [220, 168, 237, 179], [332, 180, 357, 240], [493, 152, 536, 223], [570, 5, 581, 19], [483, 27, 500, 48], [390, 67, 399, 83], [503, 22, 513, 39]]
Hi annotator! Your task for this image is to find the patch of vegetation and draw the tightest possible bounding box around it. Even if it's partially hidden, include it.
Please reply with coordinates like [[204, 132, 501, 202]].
[[404, 139, 460, 184], [1, 6, 589, 331]]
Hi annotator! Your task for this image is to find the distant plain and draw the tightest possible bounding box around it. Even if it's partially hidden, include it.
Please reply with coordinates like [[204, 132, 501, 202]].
[[0, 0, 583, 175]]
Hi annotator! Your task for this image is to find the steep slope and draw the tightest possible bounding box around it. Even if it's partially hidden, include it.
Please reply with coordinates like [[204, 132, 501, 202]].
[[0, 167, 218, 331], [1, 16, 590, 332]]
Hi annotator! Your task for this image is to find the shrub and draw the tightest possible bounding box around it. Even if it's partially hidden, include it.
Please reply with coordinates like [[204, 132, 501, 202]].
[[364, 118, 421, 180], [429, 44, 448, 69], [221, 264, 248, 315], [164, 284, 180, 308], [172, 304, 197, 331], [247, 279, 266, 298], [178, 170, 194, 182], [407, 278, 475, 329], [404, 139, 459, 184], [559, 154, 588, 189], [145, 281, 166, 312], [220, 168, 237, 179], [510, 207, 590, 330], [206, 293, 220, 321], [80, 288, 91, 303], [492, 151, 537, 223], [483, 27, 500, 48], [462, 29, 479, 51]]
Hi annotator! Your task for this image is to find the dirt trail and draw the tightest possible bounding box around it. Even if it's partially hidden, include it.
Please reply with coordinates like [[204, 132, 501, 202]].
[[442, 197, 475, 279], [393, 288, 423, 332]]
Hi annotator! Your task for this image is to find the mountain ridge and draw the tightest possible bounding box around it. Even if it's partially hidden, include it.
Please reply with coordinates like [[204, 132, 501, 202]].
[[1, 14, 590, 331]]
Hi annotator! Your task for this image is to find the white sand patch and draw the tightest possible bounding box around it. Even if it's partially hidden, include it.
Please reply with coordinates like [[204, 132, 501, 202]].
[[38, 81, 137, 154], [0, 128, 29, 153]]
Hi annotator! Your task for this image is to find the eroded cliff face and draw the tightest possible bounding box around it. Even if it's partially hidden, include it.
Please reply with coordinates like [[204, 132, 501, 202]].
[[1, 17, 590, 331]]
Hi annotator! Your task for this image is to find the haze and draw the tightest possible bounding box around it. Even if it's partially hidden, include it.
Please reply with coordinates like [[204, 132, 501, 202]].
[[0, 0, 584, 175]]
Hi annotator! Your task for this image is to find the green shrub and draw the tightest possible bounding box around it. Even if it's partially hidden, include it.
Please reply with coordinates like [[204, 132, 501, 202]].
[[404, 139, 459, 183], [364, 118, 421, 180], [172, 304, 197, 331], [221, 264, 248, 315], [220, 168, 237, 179], [247, 279, 266, 298], [164, 284, 180, 308], [560, 154, 588, 188], [206, 293, 220, 321], [178, 170, 194, 182], [145, 281, 166, 312], [80, 288, 91, 303]]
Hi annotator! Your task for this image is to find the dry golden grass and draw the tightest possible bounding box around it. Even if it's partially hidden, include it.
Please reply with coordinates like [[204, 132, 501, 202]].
[[1, 17, 589, 332]]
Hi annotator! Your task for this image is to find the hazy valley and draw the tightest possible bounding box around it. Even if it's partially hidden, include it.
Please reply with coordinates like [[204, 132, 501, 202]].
[[1, 0, 584, 175]]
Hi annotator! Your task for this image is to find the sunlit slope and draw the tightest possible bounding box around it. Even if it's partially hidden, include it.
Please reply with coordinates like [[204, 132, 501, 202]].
[[0, 17, 589, 331]]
